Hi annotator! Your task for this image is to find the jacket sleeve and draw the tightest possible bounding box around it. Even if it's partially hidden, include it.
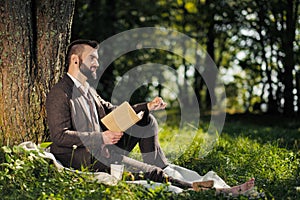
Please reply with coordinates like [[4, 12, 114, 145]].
[[46, 85, 104, 151], [132, 102, 151, 126]]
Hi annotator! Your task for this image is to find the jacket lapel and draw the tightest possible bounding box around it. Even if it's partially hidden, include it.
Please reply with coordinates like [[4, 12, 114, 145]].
[[73, 86, 93, 125]]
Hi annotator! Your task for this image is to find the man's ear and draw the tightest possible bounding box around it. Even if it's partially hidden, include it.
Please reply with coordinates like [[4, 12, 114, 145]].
[[71, 54, 79, 66]]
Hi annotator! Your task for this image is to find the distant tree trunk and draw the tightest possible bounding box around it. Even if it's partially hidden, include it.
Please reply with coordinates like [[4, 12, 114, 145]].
[[259, 32, 277, 114], [296, 72, 300, 113], [282, 0, 298, 115], [0, 0, 75, 145], [72, 0, 117, 100], [204, 22, 217, 109], [98, 0, 117, 100], [194, 42, 203, 110]]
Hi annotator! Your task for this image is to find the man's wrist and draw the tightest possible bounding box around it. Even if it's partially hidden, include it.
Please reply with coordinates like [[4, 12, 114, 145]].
[[147, 102, 151, 111]]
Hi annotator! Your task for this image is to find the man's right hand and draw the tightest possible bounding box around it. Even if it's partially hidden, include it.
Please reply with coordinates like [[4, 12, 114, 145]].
[[102, 130, 123, 144]]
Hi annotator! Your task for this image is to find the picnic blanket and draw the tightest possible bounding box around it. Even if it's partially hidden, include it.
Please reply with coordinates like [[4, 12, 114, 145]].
[[18, 141, 230, 194]]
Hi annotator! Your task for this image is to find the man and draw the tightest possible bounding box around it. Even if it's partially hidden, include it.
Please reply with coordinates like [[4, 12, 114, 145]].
[[46, 39, 192, 187], [46, 39, 255, 193]]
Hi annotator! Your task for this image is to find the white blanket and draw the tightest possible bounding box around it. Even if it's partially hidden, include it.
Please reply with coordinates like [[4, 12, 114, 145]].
[[18, 141, 230, 194]]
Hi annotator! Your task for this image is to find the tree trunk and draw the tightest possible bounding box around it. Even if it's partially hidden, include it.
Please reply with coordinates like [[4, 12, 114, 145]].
[[0, 0, 75, 145], [204, 22, 217, 109], [282, 0, 298, 115], [257, 13, 277, 113]]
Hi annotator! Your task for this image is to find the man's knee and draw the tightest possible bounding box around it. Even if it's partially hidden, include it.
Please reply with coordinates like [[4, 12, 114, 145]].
[[128, 114, 158, 138]]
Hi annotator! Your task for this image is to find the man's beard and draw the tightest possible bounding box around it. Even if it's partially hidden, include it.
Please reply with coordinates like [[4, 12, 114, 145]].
[[79, 62, 98, 88], [79, 62, 97, 80]]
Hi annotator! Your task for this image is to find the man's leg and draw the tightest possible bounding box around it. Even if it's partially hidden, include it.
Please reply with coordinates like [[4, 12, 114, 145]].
[[114, 114, 168, 169], [104, 114, 195, 188], [121, 155, 192, 189]]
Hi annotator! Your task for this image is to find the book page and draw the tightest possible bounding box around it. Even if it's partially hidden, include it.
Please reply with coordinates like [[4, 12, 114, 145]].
[[101, 101, 144, 132]]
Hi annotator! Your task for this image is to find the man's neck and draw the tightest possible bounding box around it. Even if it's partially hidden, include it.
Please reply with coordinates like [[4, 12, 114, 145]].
[[68, 70, 88, 86]]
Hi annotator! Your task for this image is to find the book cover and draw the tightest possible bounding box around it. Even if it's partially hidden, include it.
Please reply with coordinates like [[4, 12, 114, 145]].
[[101, 101, 144, 132]]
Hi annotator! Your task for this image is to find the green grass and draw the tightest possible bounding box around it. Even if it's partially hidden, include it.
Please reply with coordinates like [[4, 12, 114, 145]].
[[0, 114, 300, 199]]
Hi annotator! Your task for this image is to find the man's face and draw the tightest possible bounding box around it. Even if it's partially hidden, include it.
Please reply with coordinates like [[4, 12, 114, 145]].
[[79, 46, 99, 80]]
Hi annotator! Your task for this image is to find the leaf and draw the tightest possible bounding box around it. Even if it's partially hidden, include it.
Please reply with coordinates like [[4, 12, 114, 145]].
[[185, 2, 197, 13], [39, 142, 53, 149], [2, 146, 12, 153], [5, 154, 12, 163]]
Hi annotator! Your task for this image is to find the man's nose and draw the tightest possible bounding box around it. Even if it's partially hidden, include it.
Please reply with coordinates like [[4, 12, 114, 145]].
[[92, 59, 99, 67]]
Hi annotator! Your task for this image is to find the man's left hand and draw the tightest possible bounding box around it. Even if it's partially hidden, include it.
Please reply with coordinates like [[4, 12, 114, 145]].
[[147, 97, 167, 111]]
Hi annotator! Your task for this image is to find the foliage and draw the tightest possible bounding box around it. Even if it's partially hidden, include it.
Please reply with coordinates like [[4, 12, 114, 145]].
[[1, 114, 300, 199], [72, 0, 299, 115], [0, 145, 174, 200]]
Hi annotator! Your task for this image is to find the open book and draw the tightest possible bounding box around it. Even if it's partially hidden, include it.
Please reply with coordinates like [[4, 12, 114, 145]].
[[101, 101, 144, 132]]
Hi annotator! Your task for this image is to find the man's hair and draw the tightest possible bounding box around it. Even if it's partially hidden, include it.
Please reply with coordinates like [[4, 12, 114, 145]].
[[65, 39, 99, 70]]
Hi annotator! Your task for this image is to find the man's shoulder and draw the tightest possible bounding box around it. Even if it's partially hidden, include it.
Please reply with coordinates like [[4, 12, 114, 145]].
[[48, 74, 74, 97]]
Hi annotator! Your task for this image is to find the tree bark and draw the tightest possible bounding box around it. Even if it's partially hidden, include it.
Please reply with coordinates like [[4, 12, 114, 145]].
[[0, 0, 75, 145]]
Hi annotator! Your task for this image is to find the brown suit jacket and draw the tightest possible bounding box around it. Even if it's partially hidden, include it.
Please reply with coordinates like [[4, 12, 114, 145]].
[[46, 74, 149, 169]]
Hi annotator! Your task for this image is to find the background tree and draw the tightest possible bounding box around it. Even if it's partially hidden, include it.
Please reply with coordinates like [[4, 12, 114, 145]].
[[72, 0, 299, 115], [0, 0, 298, 147], [0, 0, 75, 145], [229, 0, 299, 114]]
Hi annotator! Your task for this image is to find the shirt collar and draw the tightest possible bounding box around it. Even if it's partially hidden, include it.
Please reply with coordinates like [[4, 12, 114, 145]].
[[67, 73, 89, 94]]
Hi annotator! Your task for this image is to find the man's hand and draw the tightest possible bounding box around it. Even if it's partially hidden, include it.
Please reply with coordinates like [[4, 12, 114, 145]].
[[102, 130, 123, 144], [147, 97, 167, 111]]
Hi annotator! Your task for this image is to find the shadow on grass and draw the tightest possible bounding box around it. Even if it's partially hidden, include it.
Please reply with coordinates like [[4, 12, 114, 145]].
[[223, 113, 300, 151]]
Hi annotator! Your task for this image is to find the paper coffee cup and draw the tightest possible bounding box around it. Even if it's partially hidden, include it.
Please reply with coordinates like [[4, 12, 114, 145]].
[[110, 164, 124, 180]]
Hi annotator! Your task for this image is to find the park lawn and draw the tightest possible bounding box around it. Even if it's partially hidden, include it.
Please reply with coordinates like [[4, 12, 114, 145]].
[[0, 114, 299, 199]]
